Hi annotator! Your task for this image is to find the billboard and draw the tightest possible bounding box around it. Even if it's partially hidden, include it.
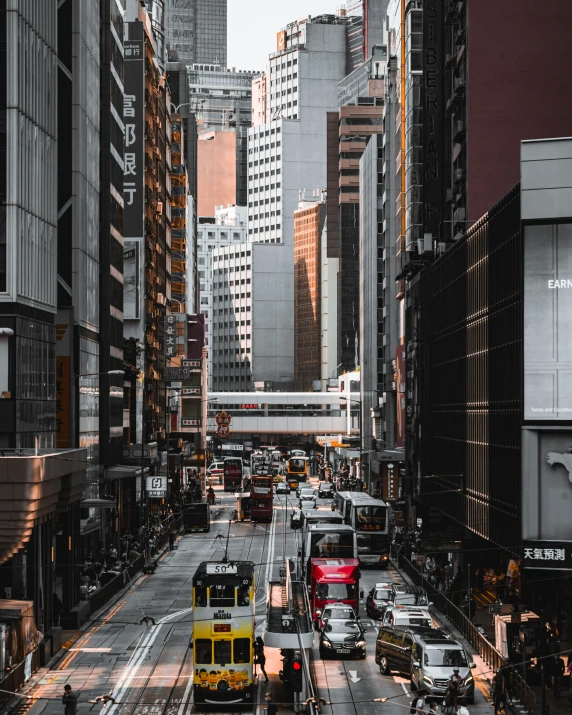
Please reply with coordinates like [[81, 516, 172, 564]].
[[522, 428, 572, 543], [524, 223, 572, 420], [123, 22, 144, 240], [187, 314, 206, 359]]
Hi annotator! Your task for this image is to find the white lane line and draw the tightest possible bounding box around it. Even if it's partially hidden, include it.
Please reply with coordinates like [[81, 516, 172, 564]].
[[107, 607, 193, 715], [402, 682, 410, 697], [177, 669, 194, 715]]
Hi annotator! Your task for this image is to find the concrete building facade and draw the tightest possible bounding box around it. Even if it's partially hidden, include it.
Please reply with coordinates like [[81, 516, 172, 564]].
[[197, 131, 237, 216], [164, 0, 227, 68]]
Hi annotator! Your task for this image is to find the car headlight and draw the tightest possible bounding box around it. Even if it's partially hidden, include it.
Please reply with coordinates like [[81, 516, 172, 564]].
[[463, 675, 473, 685], [322, 639, 332, 648], [381, 554, 388, 560], [355, 640, 366, 648], [423, 676, 434, 685], [315, 610, 322, 617]]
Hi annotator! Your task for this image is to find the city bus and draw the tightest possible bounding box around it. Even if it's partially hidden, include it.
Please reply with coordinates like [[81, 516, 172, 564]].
[[223, 457, 243, 492], [191, 561, 255, 705], [334, 493, 390, 567], [287, 456, 310, 483], [250, 452, 271, 476], [250, 475, 273, 522]]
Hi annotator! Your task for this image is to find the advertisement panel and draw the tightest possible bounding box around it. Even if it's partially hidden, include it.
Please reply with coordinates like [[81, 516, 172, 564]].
[[187, 314, 206, 359], [382, 462, 399, 501], [524, 224, 572, 420], [522, 428, 572, 542], [523, 541, 572, 571]]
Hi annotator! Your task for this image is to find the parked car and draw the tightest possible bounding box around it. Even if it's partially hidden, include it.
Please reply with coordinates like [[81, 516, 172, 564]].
[[319, 618, 367, 659], [366, 582, 393, 619], [318, 483, 334, 498], [276, 481, 289, 495]]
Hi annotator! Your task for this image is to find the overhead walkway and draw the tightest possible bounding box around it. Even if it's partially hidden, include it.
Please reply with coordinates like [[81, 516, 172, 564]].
[[206, 391, 361, 435]]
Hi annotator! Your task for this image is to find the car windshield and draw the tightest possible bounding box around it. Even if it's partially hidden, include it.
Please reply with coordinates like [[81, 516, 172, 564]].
[[316, 583, 356, 600], [425, 649, 468, 667], [324, 607, 354, 620], [374, 588, 391, 600], [324, 620, 361, 634]]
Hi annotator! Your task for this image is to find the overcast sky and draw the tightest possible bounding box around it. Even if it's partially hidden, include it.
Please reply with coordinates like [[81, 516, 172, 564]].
[[227, 0, 340, 72]]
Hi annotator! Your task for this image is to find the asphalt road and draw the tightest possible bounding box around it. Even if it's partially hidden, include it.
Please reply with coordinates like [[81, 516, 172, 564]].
[[4, 478, 495, 715]]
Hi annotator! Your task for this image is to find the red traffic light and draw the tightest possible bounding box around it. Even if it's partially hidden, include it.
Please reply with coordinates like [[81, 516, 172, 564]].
[[292, 660, 302, 671]]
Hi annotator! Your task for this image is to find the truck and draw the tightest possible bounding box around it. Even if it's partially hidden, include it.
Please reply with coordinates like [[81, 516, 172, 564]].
[[183, 503, 211, 533], [309, 558, 361, 625]]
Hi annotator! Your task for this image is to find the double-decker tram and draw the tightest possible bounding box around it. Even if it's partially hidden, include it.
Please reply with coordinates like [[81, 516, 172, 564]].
[[250, 475, 273, 522], [223, 457, 243, 492], [191, 561, 255, 705]]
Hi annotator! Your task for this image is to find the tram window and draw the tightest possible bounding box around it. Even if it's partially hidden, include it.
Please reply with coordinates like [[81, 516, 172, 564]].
[[233, 638, 250, 663], [237, 583, 250, 606], [195, 584, 207, 607], [210, 584, 235, 607], [214, 639, 232, 666], [195, 639, 212, 664]]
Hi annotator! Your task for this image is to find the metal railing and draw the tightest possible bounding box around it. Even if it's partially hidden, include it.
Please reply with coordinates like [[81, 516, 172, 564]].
[[0, 647, 40, 703], [400, 558, 536, 715]]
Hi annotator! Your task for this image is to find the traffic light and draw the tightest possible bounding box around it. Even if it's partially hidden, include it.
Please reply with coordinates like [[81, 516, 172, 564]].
[[291, 652, 303, 692]]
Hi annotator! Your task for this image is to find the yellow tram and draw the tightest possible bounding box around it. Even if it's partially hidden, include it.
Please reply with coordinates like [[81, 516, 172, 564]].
[[191, 561, 255, 705]]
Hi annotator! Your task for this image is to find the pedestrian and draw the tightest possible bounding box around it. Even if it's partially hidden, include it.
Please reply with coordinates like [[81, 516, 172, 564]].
[[62, 685, 78, 715], [53, 592, 63, 626], [264, 692, 277, 715], [255, 636, 269, 682], [456, 704, 470, 715], [168, 531, 175, 550], [429, 702, 438, 715], [553, 653, 564, 696], [410, 689, 425, 715]]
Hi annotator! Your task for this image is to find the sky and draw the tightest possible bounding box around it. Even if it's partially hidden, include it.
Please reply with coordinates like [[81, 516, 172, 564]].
[[227, 0, 341, 71]]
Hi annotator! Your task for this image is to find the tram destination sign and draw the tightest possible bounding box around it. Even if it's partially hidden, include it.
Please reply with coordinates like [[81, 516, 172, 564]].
[[206, 563, 238, 575]]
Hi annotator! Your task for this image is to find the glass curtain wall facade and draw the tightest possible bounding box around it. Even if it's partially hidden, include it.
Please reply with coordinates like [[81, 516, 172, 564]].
[[164, 0, 227, 67]]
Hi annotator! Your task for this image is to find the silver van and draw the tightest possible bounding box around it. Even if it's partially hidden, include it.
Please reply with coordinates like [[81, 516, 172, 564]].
[[411, 636, 475, 703]]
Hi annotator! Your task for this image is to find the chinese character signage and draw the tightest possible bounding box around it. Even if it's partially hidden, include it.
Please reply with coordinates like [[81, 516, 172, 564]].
[[165, 314, 177, 361], [216, 411, 232, 437], [123, 23, 144, 240], [382, 462, 399, 501], [522, 540, 572, 570], [146, 476, 167, 499]]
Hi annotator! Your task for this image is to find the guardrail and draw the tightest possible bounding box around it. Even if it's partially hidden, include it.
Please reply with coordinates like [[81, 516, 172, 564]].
[[400, 558, 536, 715], [0, 647, 40, 703]]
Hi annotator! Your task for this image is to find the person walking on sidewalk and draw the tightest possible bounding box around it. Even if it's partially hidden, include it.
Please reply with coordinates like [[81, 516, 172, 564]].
[[255, 636, 269, 682], [62, 685, 78, 715], [264, 692, 277, 715], [168, 531, 176, 550], [410, 689, 426, 715]]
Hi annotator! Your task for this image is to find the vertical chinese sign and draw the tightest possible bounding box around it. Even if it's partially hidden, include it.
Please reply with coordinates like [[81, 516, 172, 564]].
[[165, 315, 176, 363], [55, 310, 72, 448], [396, 345, 406, 448], [123, 20, 144, 319]]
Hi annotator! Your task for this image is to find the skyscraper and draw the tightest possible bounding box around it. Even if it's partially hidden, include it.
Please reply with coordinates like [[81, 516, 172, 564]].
[[164, 0, 227, 68]]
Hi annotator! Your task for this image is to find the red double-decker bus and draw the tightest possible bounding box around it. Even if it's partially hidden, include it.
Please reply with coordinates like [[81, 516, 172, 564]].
[[223, 457, 243, 492], [250, 476, 273, 522]]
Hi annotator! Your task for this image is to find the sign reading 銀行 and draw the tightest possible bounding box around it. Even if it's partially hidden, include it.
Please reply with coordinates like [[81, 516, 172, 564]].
[[146, 476, 167, 499]]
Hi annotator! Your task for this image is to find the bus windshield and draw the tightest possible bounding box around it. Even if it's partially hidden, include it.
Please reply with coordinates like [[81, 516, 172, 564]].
[[354, 504, 386, 531], [356, 532, 388, 554], [289, 459, 306, 472], [310, 532, 354, 558]]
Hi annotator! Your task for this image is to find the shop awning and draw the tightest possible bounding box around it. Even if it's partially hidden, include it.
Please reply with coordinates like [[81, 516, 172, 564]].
[[107, 465, 149, 479], [80, 499, 116, 509]]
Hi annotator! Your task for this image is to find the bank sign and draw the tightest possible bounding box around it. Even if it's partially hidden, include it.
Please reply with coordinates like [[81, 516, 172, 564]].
[[146, 476, 167, 499], [523, 540, 572, 570]]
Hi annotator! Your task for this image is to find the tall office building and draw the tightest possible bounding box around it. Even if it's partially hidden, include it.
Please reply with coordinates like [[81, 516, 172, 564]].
[[190, 64, 258, 208], [164, 0, 227, 68], [293, 194, 326, 392], [197, 207, 248, 388], [327, 50, 386, 373]]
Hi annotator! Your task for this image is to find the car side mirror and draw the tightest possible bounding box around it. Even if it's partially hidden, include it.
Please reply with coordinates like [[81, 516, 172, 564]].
[[413, 660, 420, 668], [429, 602, 434, 607], [470, 663, 476, 669]]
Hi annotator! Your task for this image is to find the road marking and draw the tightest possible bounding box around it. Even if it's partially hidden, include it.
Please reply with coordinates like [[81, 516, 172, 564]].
[[402, 682, 410, 697], [348, 671, 361, 683]]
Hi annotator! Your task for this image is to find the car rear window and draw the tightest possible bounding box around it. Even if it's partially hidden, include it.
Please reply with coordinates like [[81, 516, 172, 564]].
[[375, 588, 391, 599]]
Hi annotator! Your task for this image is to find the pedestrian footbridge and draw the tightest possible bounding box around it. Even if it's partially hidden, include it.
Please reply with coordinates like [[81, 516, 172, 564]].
[[206, 392, 360, 435]]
